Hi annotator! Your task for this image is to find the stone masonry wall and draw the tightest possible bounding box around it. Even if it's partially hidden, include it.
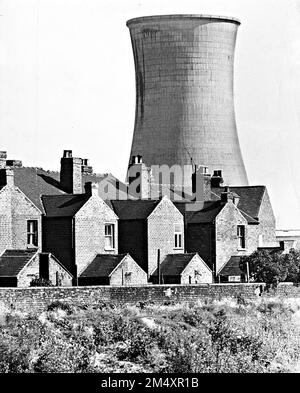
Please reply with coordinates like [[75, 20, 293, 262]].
[[0, 283, 299, 314]]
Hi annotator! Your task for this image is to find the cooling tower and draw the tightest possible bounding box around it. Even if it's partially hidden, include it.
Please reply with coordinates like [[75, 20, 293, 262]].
[[126, 15, 248, 187]]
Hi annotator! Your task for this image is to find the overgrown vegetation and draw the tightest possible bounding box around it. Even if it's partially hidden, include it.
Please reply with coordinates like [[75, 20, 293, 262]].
[[240, 249, 300, 289], [0, 297, 299, 373]]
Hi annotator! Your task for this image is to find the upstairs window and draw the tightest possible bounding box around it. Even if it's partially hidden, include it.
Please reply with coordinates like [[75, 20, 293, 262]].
[[237, 225, 246, 249], [27, 220, 38, 247], [105, 224, 115, 249], [174, 224, 183, 249]]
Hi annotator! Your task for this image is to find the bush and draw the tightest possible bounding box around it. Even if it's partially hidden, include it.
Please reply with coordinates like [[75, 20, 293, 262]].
[[0, 299, 299, 373], [30, 277, 53, 287], [47, 301, 73, 314]]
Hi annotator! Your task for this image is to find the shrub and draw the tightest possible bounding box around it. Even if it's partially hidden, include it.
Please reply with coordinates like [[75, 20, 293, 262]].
[[47, 301, 73, 314], [30, 277, 53, 287]]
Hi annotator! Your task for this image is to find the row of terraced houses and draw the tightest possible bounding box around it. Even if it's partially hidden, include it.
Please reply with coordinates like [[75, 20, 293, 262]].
[[0, 149, 282, 287]]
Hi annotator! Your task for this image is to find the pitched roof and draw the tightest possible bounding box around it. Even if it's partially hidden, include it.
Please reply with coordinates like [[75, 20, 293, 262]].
[[0, 249, 38, 277], [218, 256, 242, 277], [110, 199, 160, 220], [184, 201, 225, 224], [41, 194, 90, 217], [12, 167, 129, 212], [212, 186, 266, 219], [79, 254, 127, 277], [13, 167, 65, 212], [151, 253, 198, 276]]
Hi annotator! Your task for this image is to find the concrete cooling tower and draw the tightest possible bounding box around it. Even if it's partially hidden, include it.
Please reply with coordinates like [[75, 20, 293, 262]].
[[126, 15, 248, 187]]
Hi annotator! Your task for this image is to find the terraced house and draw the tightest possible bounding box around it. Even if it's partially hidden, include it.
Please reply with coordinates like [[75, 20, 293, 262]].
[[0, 148, 279, 287]]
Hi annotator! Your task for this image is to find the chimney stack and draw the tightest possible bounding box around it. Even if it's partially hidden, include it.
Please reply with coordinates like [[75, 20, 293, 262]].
[[81, 158, 93, 175], [211, 170, 224, 188], [0, 151, 7, 169], [60, 150, 82, 194], [127, 155, 151, 199], [220, 186, 234, 203], [0, 167, 14, 188], [192, 165, 211, 201], [84, 181, 99, 197]]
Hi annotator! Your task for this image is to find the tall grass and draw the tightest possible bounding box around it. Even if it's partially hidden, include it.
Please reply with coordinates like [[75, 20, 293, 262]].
[[0, 297, 299, 373]]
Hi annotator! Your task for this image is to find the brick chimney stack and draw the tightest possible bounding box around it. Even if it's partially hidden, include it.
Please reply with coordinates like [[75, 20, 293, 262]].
[[60, 150, 82, 194], [220, 186, 234, 203], [192, 165, 211, 201], [211, 170, 224, 188], [0, 167, 14, 187], [127, 155, 152, 199], [0, 151, 7, 169], [84, 181, 99, 197]]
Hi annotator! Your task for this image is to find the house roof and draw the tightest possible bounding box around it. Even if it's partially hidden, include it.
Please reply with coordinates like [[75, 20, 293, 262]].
[[79, 254, 127, 278], [212, 186, 266, 219], [41, 194, 90, 217], [183, 201, 225, 224], [218, 256, 242, 277], [11, 167, 129, 213], [151, 253, 199, 276], [0, 249, 38, 277], [13, 167, 65, 212], [110, 199, 160, 220]]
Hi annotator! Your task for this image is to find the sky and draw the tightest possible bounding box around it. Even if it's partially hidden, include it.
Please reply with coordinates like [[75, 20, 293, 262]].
[[0, 0, 300, 229]]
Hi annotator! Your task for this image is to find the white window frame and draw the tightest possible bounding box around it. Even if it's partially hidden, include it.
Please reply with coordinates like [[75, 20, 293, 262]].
[[237, 225, 246, 250], [174, 223, 183, 250], [27, 220, 38, 247], [104, 223, 115, 250]]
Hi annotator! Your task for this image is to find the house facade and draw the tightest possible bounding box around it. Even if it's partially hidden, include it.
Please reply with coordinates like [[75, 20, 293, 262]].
[[42, 183, 119, 278], [79, 253, 147, 286], [0, 249, 73, 287], [111, 196, 184, 278], [151, 253, 213, 284], [0, 167, 42, 254]]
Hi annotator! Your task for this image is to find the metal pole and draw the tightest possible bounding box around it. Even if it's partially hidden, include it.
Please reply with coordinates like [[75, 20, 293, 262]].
[[157, 249, 161, 285], [246, 261, 250, 283]]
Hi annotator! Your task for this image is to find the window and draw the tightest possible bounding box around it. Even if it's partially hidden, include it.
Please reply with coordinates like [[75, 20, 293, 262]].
[[237, 225, 246, 249], [27, 220, 38, 247], [105, 224, 115, 249], [174, 224, 183, 249], [228, 275, 241, 283]]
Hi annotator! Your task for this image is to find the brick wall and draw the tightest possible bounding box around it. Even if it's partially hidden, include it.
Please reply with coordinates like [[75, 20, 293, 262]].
[[12, 188, 42, 250], [0, 187, 12, 253], [181, 255, 213, 284], [109, 254, 147, 286], [258, 189, 277, 246], [75, 195, 118, 274], [17, 253, 73, 287], [215, 201, 248, 273], [147, 197, 184, 276], [0, 283, 299, 314], [0, 185, 41, 254]]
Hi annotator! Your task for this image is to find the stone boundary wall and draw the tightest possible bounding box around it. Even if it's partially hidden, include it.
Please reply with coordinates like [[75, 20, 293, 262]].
[[0, 283, 300, 313]]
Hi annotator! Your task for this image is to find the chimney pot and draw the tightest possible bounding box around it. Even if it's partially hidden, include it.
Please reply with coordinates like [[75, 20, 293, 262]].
[[63, 150, 72, 158]]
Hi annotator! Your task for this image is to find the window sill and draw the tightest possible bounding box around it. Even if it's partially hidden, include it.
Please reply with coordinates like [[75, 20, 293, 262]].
[[174, 248, 184, 251], [237, 248, 246, 251], [105, 248, 116, 252]]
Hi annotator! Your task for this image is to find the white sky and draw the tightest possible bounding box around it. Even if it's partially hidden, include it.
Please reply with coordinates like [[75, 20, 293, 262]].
[[1, 0, 300, 229]]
